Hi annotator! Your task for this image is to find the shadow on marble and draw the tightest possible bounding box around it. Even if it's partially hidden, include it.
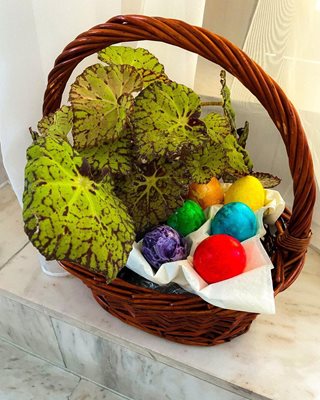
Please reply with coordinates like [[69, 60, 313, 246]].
[[0, 183, 28, 268], [0, 296, 64, 366], [0, 339, 79, 400]]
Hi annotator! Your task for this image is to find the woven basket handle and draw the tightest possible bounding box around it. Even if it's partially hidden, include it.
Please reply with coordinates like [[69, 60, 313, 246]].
[[43, 14, 315, 252]]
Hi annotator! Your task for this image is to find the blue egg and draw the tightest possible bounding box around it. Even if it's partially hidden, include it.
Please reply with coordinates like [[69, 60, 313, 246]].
[[210, 202, 257, 242]]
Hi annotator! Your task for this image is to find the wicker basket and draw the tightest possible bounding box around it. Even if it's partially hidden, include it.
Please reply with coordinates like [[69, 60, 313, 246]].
[[43, 15, 316, 346]]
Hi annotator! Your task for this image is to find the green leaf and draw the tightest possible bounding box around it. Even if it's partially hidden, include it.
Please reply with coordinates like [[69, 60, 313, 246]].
[[224, 134, 252, 172], [115, 160, 190, 233], [220, 70, 237, 136], [69, 63, 143, 149], [98, 46, 168, 86], [203, 112, 231, 140], [237, 121, 249, 148], [23, 136, 135, 280], [186, 133, 251, 184], [37, 106, 72, 139], [133, 81, 208, 162], [205, 112, 253, 171], [79, 131, 133, 175]]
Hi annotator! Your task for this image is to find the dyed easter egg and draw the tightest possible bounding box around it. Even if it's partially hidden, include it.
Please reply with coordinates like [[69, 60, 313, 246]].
[[188, 177, 224, 209], [224, 176, 265, 211], [142, 225, 187, 270], [193, 234, 246, 284], [167, 200, 206, 236], [211, 202, 257, 242]]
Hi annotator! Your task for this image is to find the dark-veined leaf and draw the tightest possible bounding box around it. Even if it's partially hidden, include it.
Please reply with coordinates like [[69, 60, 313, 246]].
[[237, 121, 249, 148], [133, 81, 208, 162], [186, 132, 252, 184], [98, 46, 168, 86], [115, 160, 190, 233], [204, 113, 252, 171], [69, 63, 143, 149], [79, 131, 133, 175], [203, 112, 231, 140], [37, 106, 72, 139], [220, 70, 237, 136], [23, 136, 135, 280], [188, 112, 253, 182]]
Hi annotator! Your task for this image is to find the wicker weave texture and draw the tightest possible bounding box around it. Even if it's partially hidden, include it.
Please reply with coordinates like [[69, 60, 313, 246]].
[[44, 15, 316, 346]]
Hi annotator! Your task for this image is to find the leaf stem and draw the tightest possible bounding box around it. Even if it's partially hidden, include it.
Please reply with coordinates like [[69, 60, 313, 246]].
[[200, 101, 223, 107]]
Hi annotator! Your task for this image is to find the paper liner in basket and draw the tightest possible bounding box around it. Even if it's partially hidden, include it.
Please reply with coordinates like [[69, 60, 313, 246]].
[[126, 189, 285, 314]]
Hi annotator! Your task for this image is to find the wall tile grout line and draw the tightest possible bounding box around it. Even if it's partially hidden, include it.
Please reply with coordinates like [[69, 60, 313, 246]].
[[50, 315, 68, 369], [66, 376, 82, 400]]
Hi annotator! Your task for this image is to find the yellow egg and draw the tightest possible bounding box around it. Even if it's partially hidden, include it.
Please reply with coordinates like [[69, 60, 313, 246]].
[[224, 176, 265, 211]]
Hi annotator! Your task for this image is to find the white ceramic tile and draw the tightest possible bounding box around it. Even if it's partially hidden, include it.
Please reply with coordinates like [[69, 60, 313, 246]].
[[0, 339, 79, 400], [0, 221, 320, 399], [69, 380, 129, 400], [0, 183, 28, 268], [52, 318, 245, 400], [0, 295, 64, 366]]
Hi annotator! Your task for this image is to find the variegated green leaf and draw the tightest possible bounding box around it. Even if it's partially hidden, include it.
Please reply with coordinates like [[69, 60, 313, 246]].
[[133, 81, 208, 162], [186, 133, 251, 184], [69, 63, 143, 149], [98, 46, 168, 86], [79, 131, 133, 175], [203, 112, 231, 140], [37, 106, 72, 139], [237, 121, 249, 148], [23, 136, 135, 280], [186, 111, 253, 183], [116, 160, 190, 233], [220, 70, 237, 136]]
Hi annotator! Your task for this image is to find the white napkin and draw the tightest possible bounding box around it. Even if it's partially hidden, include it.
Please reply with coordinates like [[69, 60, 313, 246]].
[[126, 189, 285, 314]]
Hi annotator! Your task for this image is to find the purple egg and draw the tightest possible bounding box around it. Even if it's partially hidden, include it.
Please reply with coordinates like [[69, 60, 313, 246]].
[[142, 225, 188, 269]]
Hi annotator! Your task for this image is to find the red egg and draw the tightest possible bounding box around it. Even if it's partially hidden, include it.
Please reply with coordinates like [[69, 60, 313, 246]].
[[193, 234, 246, 284]]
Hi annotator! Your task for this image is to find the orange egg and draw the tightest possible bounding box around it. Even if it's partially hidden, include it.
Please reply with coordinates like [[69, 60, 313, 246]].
[[188, 177, 224, 209]]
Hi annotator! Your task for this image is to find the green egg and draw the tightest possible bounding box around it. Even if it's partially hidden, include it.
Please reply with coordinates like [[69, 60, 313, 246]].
[[167, 200, 206, 236]]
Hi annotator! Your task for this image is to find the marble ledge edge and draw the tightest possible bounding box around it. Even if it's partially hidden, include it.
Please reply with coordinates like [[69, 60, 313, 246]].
[[0, 287, 268, 400]]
